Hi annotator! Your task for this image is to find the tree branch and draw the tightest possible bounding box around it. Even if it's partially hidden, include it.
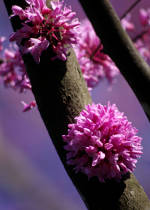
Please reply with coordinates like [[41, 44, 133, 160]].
[[79, 0, 150, 122], [3, 0, 150, 209]]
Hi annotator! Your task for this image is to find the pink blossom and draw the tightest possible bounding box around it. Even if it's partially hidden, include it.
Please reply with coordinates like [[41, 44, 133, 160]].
[[62, 103, 142, 182], [0, 44, 30, 92], [121, 14, 135, 31], [10, 0, 80, 63], [22, 101, 36, 112], [0, 40, 35, 111], [133, 8, 150, 63], [135, 34, 150, 62], [74, 19, 119, 90], [25, 38, 49, 63], [139, 8, 150, 27], [0, 36, 5, 52]]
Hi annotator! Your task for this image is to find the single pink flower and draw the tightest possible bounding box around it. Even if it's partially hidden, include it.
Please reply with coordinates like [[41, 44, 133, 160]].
[[10, 0, 80, 63], [22, 101, 36, 112], [25, 38, 49, 63], [121, 14, 135, 31], [62, 103, 142, 182], [0, 36, 5, 52]]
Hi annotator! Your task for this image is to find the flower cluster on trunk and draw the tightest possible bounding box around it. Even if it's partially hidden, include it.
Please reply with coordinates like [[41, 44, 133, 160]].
[[10, 0, 80, 63], [63, 103, 142, 182]]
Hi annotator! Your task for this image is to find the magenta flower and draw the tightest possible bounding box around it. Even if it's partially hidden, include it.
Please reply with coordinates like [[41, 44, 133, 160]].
[[0, 36, 5, 52], [21, 100, 36, 112], [10, 0, 80, 63], [139, 8, 150, 27], [121, 14, 135, 31], [62, 103, 142, 182], [0, 39, 36, 111], [135, 34, 150, 62], [74, 19, 119, 90], [135, 8, 150, 63], [134, 8, 150, 62], [0, 44, 30, 92]]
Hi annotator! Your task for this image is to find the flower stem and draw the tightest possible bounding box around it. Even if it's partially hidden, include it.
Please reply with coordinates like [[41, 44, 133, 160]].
[[90, 43, 101, 59]]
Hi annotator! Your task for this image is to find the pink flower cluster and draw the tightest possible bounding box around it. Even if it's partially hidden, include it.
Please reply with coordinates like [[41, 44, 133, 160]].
[[0, 40, 35, 112], [63, 103, 142, 182], [118, 8, 150, 64], [134, 8, 150, 62], [135, 34, 150, 62], [74, 20, 119, 91], [10, 0, 80, 63], [74, 10, 150, 91], [139, 8, 150, 26], [0, 45, 30, 92], [0, 0, 80, 111]]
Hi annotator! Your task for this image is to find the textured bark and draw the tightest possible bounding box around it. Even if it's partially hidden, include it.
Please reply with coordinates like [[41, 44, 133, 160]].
[[3, 0, 150, 209], [79, 0, 150, 121], [22, 48, 92, 163]]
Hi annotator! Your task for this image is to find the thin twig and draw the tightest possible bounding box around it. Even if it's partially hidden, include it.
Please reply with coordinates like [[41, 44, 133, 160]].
[[133, 29, 149, 42], [90, 43, 101, 59], [120, 0, 141, 20]]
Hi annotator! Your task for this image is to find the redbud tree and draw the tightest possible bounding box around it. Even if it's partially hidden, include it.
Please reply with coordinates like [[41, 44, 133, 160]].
[[1, 0, 150, 209]]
